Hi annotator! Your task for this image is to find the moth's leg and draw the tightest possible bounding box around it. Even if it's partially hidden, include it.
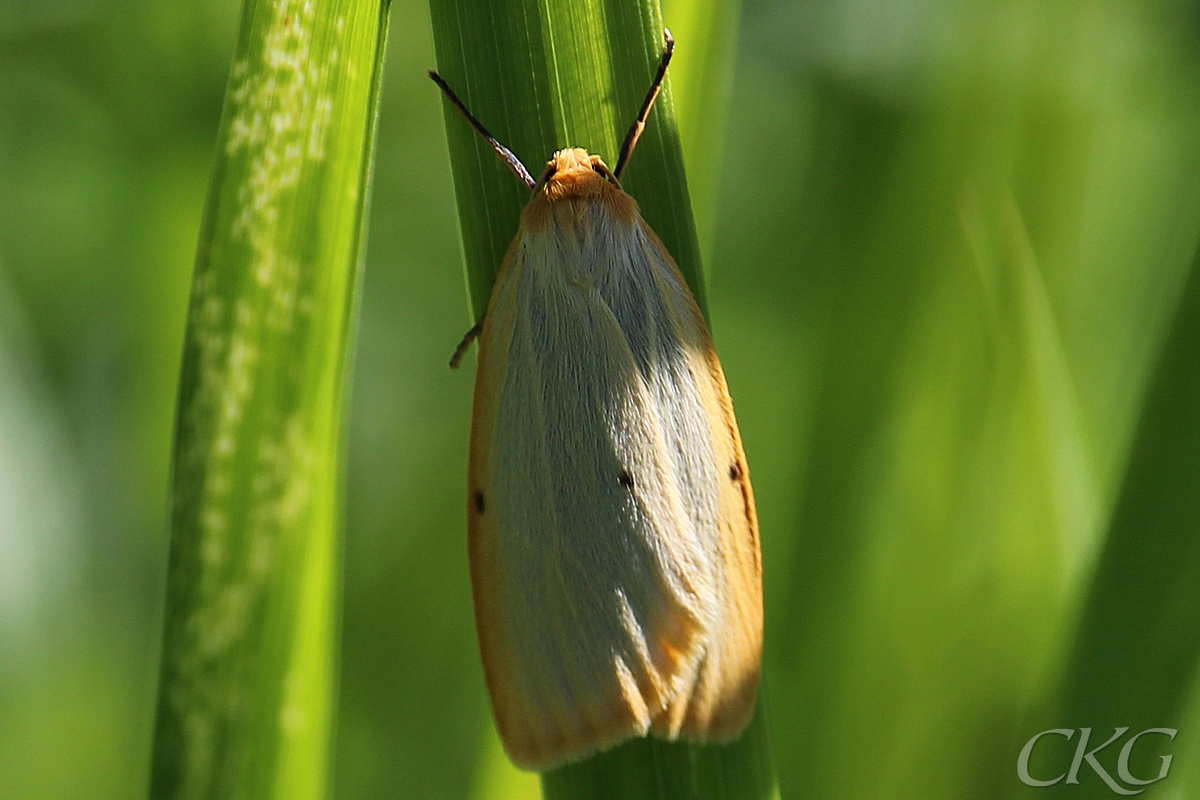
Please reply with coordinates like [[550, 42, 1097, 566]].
[[449, 316, 486, 369]]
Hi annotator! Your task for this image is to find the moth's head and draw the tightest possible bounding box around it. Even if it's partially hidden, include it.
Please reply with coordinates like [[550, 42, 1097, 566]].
[[534, 148, 622, 201]]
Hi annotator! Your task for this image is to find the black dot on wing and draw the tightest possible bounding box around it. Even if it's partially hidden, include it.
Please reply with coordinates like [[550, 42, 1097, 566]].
[[729, 462, 742, 481], [473, 491, 486, 513], [618, 469, 634, 489]]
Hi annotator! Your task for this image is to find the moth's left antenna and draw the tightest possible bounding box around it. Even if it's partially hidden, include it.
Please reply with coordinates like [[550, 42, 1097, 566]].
[[429, 71, 536, 190]]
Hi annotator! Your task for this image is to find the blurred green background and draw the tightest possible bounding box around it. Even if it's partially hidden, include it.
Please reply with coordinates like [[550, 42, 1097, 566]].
[[4, 0, 1200, 798]]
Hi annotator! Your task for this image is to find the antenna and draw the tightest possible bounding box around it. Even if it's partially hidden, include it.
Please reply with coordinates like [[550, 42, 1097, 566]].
[[429, 71, 536, 190], [614, 29, 675, 180]]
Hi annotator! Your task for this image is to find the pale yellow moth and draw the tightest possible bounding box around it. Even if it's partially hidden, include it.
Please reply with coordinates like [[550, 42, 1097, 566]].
[[432, 31, 763, 771]]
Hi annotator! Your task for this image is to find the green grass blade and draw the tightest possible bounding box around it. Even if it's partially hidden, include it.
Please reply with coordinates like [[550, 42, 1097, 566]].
[[147, 1, 389, 798], [426, 0, 776, 797]]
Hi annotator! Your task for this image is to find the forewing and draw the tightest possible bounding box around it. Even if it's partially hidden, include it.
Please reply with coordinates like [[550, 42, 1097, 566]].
[[603, 221, 764, 741], [468, 196, 762, 771]]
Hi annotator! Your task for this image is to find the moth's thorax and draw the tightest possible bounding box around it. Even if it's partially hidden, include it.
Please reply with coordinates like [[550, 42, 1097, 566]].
[[523, 148, 638, 231]]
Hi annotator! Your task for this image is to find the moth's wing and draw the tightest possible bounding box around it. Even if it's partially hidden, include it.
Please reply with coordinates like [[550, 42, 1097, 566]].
[[468, 200, 762, 771], [605, 222, 764, 742], [468, 217, 713, 770]]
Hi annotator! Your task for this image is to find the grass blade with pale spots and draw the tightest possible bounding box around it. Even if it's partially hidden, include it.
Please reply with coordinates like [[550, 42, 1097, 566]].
[[147, 1, 389, 798]]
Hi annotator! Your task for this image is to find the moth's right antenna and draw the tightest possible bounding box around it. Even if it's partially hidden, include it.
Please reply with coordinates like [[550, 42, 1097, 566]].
[[614, 29, 675, 180], [429, 71, 536, 190]]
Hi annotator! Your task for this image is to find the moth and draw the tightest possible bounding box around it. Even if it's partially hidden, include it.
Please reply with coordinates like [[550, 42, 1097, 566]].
[[433, 31, 762, 771]]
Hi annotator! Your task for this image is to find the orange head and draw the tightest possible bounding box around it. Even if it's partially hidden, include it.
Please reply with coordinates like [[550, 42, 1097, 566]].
[[534, 148, 624, 202], [522, 147, 639, 231]]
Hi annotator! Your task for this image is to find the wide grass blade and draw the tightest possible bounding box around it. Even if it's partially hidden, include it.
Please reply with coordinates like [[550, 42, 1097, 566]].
[[147, 1, 389, 798], [426, 0, 776, 797]]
